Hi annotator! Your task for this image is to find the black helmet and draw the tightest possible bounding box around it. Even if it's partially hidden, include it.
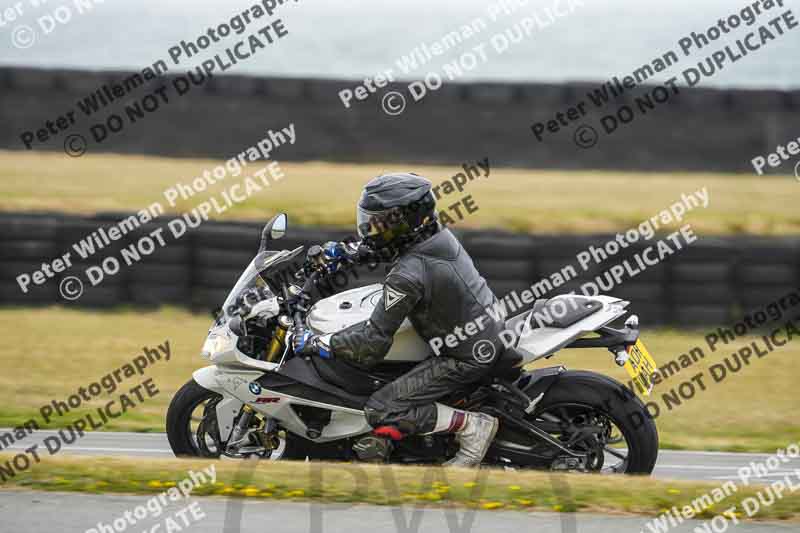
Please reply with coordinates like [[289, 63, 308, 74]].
[[357, 173, 437, 250]]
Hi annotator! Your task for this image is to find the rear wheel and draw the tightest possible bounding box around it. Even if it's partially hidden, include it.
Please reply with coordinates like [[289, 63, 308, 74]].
[[494, 370, 658, 474]]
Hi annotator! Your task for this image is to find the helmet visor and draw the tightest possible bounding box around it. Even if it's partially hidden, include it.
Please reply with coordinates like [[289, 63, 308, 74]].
[[357, 206, 408, 245]]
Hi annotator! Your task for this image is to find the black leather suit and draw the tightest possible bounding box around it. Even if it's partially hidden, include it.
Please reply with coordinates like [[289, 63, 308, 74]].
[[330, 227, 504, 434]]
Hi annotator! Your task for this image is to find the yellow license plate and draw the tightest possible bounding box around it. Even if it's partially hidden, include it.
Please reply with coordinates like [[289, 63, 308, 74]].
[[624, 339, 657, 396]]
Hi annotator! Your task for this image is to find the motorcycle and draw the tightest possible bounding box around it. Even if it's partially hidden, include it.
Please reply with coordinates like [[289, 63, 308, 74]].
[[167, 213, 659, 474]]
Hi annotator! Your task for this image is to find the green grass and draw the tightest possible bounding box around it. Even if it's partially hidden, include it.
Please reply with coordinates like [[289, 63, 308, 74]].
[[1, 454, 799, 521], [1, 150, 799, 235], [1, 306, 798, 452]]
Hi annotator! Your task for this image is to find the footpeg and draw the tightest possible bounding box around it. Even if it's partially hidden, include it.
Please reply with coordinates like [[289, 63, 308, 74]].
[[306, 421, 324, 439], [551, 455, 585, 471], [353, 435, 393, 462], [525, 392, 544, 414]]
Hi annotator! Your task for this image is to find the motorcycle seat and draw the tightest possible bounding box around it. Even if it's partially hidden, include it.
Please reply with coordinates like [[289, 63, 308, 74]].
[[505, 296, 602, 332], [504, 309, 530, 335]]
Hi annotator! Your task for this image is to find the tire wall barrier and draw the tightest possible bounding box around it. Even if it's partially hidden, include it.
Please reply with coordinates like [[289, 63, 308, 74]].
[[2, 67, 800, 172], [1, 212, 798, 326]]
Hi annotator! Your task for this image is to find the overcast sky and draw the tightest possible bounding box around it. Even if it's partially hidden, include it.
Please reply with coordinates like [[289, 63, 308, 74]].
[[2, 0, 798, 88]]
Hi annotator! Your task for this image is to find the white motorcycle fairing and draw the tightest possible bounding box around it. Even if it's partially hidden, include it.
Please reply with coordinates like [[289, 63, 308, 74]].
[[307, 285, 629, 366], [513, 294, 630, 364], [306, 284, 432, 362], [193, 365, 371, 444], [197, 285, 629, 444]]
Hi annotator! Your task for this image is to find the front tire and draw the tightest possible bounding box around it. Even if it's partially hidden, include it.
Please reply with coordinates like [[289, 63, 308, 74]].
[[166, 379, 223, 457], [166, 378, 305, 460]]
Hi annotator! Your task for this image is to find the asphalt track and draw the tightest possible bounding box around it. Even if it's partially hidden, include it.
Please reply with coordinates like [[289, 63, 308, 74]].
[[3, 429, 800, 483], [3, 430, 799, 533], [1, 490, 797, 533]]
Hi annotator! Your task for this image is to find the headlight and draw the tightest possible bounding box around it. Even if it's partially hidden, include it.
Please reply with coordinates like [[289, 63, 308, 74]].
[[201, 327, 236, 359]]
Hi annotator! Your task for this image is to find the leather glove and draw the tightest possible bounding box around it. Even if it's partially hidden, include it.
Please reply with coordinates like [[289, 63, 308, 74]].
[[323, 241, 349, 259], [292, 329, 332, 359]]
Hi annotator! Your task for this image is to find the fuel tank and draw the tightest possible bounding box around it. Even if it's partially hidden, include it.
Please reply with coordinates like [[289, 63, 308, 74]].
[[306, 284, 432, 362]]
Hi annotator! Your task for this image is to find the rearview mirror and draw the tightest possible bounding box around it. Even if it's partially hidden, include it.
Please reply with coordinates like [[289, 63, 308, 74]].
[[271, 213, 287, 240], [259, 213, 288, 252]]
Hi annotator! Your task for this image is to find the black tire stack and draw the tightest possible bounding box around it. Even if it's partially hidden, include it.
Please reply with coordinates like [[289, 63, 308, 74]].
[[0, 214, 60, 304], [464, 231, 537, 303], [190, 223, 257, 311], [1, 213, 798, 325]]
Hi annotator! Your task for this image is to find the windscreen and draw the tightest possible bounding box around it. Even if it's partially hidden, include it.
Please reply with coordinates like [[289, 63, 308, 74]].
[[216, 246, 305, 324]]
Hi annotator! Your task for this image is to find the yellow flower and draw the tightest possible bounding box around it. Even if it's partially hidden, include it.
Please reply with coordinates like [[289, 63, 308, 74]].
[[242, 488, 260, 497], [425, 493, 441, 501], [285, 490, 305, 497], [667, 489, 681, 495], [463, 482, 477, 488], [553, 504, 563, 512], [163, 482, 176, 488], [147, 481, 163, 488], [508, 485, 521, 491], [515, 499, 534, 506], [220, 487, 235, 494], [482, 502, 504, 510]]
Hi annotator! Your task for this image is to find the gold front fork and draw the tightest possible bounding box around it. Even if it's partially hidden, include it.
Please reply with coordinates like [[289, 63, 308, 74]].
[[264, 315, 292, 362]]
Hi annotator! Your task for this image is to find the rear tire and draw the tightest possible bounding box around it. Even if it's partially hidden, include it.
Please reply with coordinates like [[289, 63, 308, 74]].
[[528, 370, 658, 474]]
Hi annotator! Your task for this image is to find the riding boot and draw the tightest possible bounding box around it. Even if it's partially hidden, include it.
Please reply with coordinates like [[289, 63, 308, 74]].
[[429, 403, 499, 467]]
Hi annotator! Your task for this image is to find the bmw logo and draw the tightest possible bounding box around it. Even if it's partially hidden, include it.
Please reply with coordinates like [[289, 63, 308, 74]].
[[248, 382, 262, 395]]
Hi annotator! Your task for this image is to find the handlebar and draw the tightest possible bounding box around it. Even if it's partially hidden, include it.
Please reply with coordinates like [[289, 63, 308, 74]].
[[285, 241, 370, 334], [227, 240, 377, 335], [289, 267, 323, 334]]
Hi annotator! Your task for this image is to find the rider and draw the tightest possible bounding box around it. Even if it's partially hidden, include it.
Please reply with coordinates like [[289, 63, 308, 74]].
[[293, 172, 504, 467]]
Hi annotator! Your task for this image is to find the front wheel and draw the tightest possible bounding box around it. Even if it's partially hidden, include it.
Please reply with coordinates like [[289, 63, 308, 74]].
[[166, 379, 225, 457], [494, 370, 659, 474], [166, 379, 301, 459]]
